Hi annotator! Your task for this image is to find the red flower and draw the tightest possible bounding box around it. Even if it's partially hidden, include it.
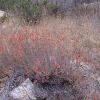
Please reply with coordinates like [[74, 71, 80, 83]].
[[0, 45, 5, 54], [12, 44, 24, 59], [9, 34, 25, 44], [16, 34, 25, 42], [28, 33, 37, 42], [32, 65, 43, 77], [93, 94, 97, 100]]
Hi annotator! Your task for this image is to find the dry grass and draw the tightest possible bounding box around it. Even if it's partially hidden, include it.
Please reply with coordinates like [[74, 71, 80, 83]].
[[0, 12, 100, 77], [0, 11, 100, 74]]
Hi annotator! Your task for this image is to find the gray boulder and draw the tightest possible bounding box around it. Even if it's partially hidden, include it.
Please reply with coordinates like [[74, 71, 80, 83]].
[[9, 78, 36, 100], [0, 10, 7, 23]]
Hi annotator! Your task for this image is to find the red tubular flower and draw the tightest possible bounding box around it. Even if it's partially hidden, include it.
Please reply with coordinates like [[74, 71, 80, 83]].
[[12, 44, 24, 59], [33, 66, 41, 74], [0, 45, 5, 54], [15, 34, 25, 42], [28, 33, 38, 42], [8, 34, 17, 44], [9, 34, 25, 44], [93, 94, 97, 100]]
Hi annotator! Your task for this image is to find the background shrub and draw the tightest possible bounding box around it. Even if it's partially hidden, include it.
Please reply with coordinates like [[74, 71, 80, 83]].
[[47, 3, 59, 16], [0, 0, 61, 23]]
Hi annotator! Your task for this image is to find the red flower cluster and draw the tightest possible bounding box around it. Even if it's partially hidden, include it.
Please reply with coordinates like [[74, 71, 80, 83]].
[[0, 44, 5, 54]]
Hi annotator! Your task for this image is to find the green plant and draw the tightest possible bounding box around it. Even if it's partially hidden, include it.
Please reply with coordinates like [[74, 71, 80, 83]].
[[42, 0, 48, 6], [47, 3, 59, 15], [0, 0, 42, 23], [0, 0, 60, 23]]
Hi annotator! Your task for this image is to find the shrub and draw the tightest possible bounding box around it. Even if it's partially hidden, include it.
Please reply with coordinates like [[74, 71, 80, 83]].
[[0, 0, 61, 23], [0, 0, 42, 23], [47, 3, 59, 16]]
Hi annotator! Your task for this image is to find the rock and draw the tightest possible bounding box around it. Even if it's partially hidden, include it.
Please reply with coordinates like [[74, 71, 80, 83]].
[[0, 10, 5, 17], [0, 10, 7, 23], [9, 78, 36, 100]]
